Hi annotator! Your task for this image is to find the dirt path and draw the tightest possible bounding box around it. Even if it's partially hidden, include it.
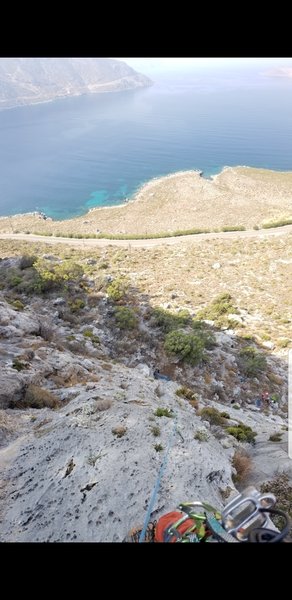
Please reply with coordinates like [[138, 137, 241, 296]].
[[0, 225, 292, 248]]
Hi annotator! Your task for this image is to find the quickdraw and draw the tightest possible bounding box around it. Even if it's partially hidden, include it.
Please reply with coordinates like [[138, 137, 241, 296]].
[[124, 486, 291, 543]]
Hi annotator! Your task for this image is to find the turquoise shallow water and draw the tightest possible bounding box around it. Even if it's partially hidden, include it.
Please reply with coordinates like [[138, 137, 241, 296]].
[[0, 67, 291, 220]]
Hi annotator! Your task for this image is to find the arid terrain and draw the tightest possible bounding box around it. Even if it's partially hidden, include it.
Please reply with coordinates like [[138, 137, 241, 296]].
[[0, 228, 291, 541], [0, 164, 291, 541], [0, 167, 291, 237]]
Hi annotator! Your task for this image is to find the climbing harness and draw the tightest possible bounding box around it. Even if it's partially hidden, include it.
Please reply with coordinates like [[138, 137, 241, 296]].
[[124, 485, 290, 543]]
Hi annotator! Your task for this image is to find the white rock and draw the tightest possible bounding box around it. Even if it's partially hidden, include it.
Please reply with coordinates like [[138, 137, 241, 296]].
[[262, 341, 275, 350], [135, 363, 151, 377]]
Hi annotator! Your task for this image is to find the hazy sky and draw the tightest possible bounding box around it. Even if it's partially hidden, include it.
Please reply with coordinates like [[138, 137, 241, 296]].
[[117, 57, 292, 77]]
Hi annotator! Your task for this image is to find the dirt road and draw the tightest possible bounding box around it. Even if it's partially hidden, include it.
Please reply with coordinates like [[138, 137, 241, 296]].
[[1, 225, 292, 248]]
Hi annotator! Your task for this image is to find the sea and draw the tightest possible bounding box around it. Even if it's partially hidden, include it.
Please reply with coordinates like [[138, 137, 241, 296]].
[[0, 63, 292, 219]]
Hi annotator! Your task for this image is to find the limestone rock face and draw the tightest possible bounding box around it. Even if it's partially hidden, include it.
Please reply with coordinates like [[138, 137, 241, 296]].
[[0, 251, 289, 542], [0, 376, 25, 409]]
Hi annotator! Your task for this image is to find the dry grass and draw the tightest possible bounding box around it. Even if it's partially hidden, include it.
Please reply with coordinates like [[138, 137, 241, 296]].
[[260, 473, 292, 536], [19, 385, 60, 409], [95, 399, 112, 412], [232, 449, 252, 484], [112, 425, 127, 438]]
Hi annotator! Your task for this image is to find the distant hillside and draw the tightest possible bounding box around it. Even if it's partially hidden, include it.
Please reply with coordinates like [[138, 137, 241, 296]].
[[0, 58, 152, 109]]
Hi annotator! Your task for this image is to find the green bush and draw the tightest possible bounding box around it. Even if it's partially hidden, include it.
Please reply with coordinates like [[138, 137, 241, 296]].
[[154, 444, 164, 452], [226, 423, 257, 444], [11, 299, 25, 311], [197, 293, 237, 324], [114, 306, 137, 329], [151, 307, 191, 332], [262, 218, 292, 229], [107, 278, 128, 302], [199, 407, 226, 426], [10, 275, 23, 287], [269, 432, 282, 442], [12, 358, 26, 371], [270, 394, 279, 404], [151, 425, 161, 437], [194, 429, 209, 442], [176, 387, 199, 408], [33, 258, 84, 292], [241, 334, 255, 341], [221, 226, 246, 232], [83, 329, 100, 344], [164, 330, 205, 364], [69, 298, 86, 312], [191, 320, 217, 347], [175, 386, 196, 400], [154, 408, 174, 418], [238, 346, 267, 377]]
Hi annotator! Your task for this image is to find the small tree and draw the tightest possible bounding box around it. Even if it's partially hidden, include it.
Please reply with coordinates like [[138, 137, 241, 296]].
[[164, 330, 205, 364], [114, 306, 137, 329], [107, 278, 128, 302], [238, 346, 267, 377]]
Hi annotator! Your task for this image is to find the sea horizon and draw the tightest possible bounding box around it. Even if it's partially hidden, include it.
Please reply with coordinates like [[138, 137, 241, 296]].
[[0, 62, 292, 220]]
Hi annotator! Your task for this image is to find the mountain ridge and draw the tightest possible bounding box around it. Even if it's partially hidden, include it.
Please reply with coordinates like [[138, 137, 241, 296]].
[[0, 58, 152, 109]]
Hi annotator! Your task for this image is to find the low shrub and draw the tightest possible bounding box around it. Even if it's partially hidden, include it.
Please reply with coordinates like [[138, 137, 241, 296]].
[[269, 432, 283, 442], [199, 407, 226, 426], [114, 306, 137, 329], [260, 473, 292, 533], [164, 330, 205, 364], [107, 278, 128, 302], [11, 299, 25, 310], [151, 307, 191, 332], [151, 425, 161, 437], [20, 384, 60, 409], [220, 411, 230, 419], [232, 449, 252, 484], [226, 423, 257, 444], [176, 386, 196, 400], [112, 425, 127, 438], [238, 346, 267, 377], [12, 358, 26, 371], [154, 443, 163, 452], [69, 298, 86, 312], [83, 329, 100, 344], [154, 408, 174, 418], [194, 429, 209, 442], [197, 293, 237, 323]]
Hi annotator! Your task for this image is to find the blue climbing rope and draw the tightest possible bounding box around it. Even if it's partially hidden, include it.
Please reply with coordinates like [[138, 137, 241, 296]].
[[139, 416, 177, 543]]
